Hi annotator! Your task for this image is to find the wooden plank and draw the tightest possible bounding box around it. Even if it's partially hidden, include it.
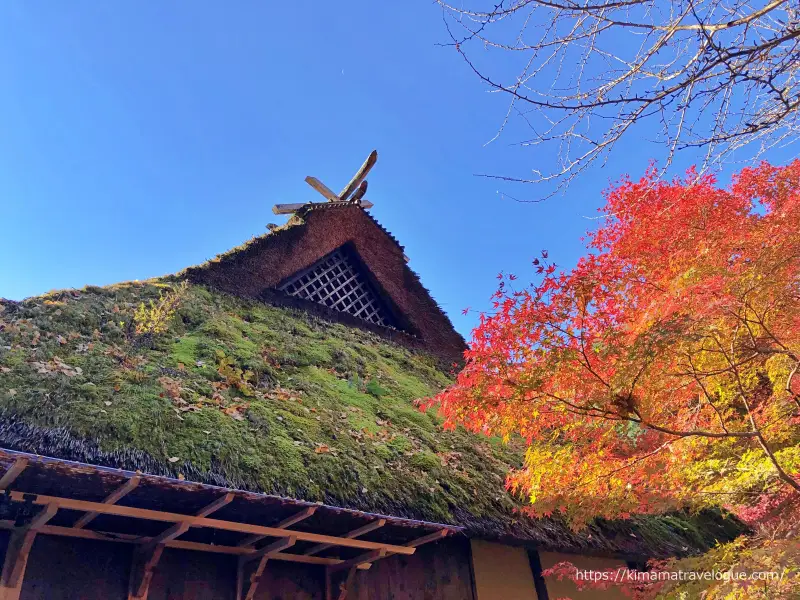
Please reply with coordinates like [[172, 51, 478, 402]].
[[8, 492, 416, 555], [195, 492, 234, 517], [0, 521, 365, 567], [305, 177, 340, 202], [305, 518, 386, 556], [349, 181, 368, 205], [0, 504, 58, 600], [339, 150, 378, 201], [238, 506, 316, 548], [149, 522, 190, 546], [272, 202, 307, 215], [74, 475, 141, 529], [0, 459, 28, 492], [272, 199, 373, 215], [149, 492, 236, 546], [242, 536, 296, 563], [28, 505, 58, 531], [405, 528, 450, 548], [329, 549, 387, 573]]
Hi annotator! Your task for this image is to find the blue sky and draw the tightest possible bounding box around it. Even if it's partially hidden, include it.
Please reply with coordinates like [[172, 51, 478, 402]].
[[1, 2, 795, 338]]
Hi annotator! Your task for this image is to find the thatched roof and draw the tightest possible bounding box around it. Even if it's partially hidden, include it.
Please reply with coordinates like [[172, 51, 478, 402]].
[[0, 280, 744, 559], [181, 204, 467, 365]]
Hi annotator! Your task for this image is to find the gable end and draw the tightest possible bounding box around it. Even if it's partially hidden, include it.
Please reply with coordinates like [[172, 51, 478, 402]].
[[183, 205, 467, 364]]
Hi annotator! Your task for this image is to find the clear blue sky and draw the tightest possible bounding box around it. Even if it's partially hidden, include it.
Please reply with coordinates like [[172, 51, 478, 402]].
[[1, 3, 795, 337]]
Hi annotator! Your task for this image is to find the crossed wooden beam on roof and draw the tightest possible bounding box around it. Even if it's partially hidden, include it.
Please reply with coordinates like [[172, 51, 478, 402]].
[[273, 150, 378, 215]]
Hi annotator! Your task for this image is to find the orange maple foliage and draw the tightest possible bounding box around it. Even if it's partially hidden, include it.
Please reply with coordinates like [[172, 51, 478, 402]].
[[428, 162, 800, 532]]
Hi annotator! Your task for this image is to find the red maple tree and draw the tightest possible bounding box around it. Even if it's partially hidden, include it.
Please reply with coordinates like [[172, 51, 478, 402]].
[[427, 162, 800, 593]]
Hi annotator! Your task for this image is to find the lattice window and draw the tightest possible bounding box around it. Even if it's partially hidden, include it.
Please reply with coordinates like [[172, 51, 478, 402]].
[[277, 247, 396, 328]]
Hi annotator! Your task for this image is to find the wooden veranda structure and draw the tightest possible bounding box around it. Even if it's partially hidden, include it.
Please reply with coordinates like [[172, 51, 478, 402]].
[[0, 449, 456, 600]]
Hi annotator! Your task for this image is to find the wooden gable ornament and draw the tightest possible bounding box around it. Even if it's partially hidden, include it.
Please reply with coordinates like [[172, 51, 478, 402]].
[[185, 151, 466, 364]]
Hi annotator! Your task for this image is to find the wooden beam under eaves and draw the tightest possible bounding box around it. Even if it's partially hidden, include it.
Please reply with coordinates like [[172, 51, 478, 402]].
[[305, 518, 386, 556], [74, 475, 141, 529], [149, 492, 235, 546], [405, 528, 449, 548], [329, 549, 387, 573], [238, 506, 317, 548], [0, 520, 376, 567], [8, 491, 416, 556], [0, 459, 28, 492]]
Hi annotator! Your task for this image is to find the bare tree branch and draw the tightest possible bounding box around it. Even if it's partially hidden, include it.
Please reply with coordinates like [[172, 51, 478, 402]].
[[438, 0, 800, 195]]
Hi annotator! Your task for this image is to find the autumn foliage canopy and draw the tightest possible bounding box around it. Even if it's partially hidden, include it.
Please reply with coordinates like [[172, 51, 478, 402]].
[[429, 162, 800, 535]]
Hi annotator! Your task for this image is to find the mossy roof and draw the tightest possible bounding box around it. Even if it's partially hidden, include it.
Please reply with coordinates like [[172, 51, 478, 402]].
[[0, 280, 744, 558]]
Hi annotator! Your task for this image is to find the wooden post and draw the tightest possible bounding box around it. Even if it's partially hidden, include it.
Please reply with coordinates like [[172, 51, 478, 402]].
[[0, 504, 58, 600], [305, 519, 385, 556]]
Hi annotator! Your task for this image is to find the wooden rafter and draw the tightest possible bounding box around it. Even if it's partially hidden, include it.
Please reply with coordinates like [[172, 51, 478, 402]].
[[194, 491, 234, 517], [0, 520, 443, 570], [148, 492, 234, 546], [406, 528, 449, 548], [305, 518, 386, 556], [0, 520, 362, 566], [238, 505, 316, 548], [73, 475, 140, 529], [0, 459, 28, 492], [241, 535, 296, 564], [329, 549, 387, 573], [7, 491, 416, 556]]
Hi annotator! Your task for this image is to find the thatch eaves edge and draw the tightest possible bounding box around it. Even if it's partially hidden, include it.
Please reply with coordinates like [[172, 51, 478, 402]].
[[0, 418, 745, 560]]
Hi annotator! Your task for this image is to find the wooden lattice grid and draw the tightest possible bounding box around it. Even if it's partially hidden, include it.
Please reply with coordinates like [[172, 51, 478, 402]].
[[277, 248, 395, 328]]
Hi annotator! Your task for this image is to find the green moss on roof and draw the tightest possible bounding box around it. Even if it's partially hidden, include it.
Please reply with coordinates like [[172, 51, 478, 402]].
[[0, 280, 522, 523], [0, 280, 745, 556]]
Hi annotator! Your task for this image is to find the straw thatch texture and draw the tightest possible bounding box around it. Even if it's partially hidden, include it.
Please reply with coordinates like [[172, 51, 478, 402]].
[[182, 204, 467, 364]]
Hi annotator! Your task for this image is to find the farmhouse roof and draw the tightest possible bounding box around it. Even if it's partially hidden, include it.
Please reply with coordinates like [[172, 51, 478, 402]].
[[0, 165, 744, 559]]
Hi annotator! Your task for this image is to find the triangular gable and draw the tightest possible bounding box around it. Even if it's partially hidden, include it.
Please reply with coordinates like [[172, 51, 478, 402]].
[[184, 203, 466, 364], [277, 244, 398, 328]]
